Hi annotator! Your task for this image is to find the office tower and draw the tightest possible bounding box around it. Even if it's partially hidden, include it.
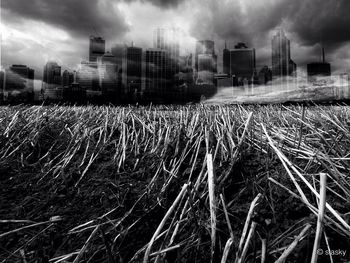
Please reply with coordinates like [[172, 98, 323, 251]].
[[4, 65, 34, 102], [100, 52, 118, 97], [226, 43, 256, 83], [89, 36, 105, 62], [144, 48, 168, 100], [77, 61, 100, 92], [111, 44, 126, 67], [42, 62, 63, 101], [195, 40, 217, 85], [307, 47, 331, 83], [111, 44, 125, 94], [154, 28, 180, 57], [271, 29, 297, 78], [62, 70, 74, 87], [195, 40, 217, 73], [154, 28, 180, 87], [43, 61, 61, 86], [197, 54, 216, 85], [122, 46, 142, 99], [223, 41, 230, 75]]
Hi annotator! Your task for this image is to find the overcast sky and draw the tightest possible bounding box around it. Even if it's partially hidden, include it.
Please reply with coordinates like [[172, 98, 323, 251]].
[[1, 0, 350, 79]]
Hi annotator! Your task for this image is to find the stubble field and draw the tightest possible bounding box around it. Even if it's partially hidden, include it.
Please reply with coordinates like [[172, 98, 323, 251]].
[[1, 104, 350, 263]]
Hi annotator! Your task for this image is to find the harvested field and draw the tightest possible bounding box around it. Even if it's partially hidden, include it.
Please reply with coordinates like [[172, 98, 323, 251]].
[[1, 104, 350, 263]]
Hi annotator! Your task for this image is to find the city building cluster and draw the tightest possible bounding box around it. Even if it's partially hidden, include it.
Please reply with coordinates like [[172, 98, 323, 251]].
[[0, 28, 346, 105]]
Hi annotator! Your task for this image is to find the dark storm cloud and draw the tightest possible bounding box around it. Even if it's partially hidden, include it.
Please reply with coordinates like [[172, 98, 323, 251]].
[[191, 0, 350, 49], [2, 0, 129, 39], [287, 0, 350, 47]]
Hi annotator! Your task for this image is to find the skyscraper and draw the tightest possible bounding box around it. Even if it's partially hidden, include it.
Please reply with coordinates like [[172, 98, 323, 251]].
[[144, 48, 168, 101], [154, 28, 180, 88], [197, 54, 216, 85], [195, 40, 217, 85], [100, 52, 118, 98], [43, 62, 61, 86], [122, 46, 142, 99], [223, 41, 230, 75], [62, 70, 74, 87], [77, 61, 100, 92], [271, 29, 297, 78], [195, 40, 217, 73], [4, 65, 34, 102], [89, 36, 105, 62], [43, 61, 62, 100], [226, 43, 256, 83]]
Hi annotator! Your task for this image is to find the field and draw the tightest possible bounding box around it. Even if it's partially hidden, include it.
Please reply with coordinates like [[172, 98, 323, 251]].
[[1, 104, 350, 263]]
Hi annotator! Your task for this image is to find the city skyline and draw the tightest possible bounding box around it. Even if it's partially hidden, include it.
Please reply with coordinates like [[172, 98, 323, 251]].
[[1, 0, 350, 80]]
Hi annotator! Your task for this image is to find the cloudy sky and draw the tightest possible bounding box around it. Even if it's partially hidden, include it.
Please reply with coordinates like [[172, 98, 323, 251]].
[[1, 0, 350, 79]]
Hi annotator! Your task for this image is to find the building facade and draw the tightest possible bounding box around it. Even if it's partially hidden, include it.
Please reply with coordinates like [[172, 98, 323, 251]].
[[271, 29, 297, 79], [89, 36, 106, 62], [122, 46, 143, 100]]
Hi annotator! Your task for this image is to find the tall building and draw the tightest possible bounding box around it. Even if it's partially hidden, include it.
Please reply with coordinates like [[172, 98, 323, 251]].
[[195, 40, 217, 85], [195, 40, 217, 72], [223, 41, 230, 75], [271, 29, 297, 78], [111, 44, 125, 94], [144, 48, 168, 101], [4, 65, 34, 102], [197, 54, 216, 85], [89, 36, 105, 62], [111, 44, 125, 68], [43, 61, 61, 86], [62, 70, 74, 87], [154, 28, 180, 88], [43, 62, 62, 100], [226, 43, 256, 84], [77, 61, 100, 92], [122, 46, 142, 99], [100, 52, 119, 98], [307, 47, 331, 83]]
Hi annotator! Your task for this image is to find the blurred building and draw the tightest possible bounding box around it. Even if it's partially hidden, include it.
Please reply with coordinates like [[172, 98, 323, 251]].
[[4, 65, 34, 102], [77, 61, 100, 95], [62, 70, 74, 87], [215, 73, 234, 88], [63, 82, 86, 103], [111, 44, 125, 67], [195, 40, 217, 86], [272, 29, 297, 79], [99, 52, 119, 100], [122, 46, 142, 100], [258, 66, 273, 85], [144, 48, 168, 102], [224, 43, 256, 85], [89, 36, 105, 62], [223, 41, 230, 75], [43, 61, 62, 101], [307, 48, 331, 83], [197, 54, 216, 85], [154, 28, 180, 91], [195, 40, 217, 72]]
